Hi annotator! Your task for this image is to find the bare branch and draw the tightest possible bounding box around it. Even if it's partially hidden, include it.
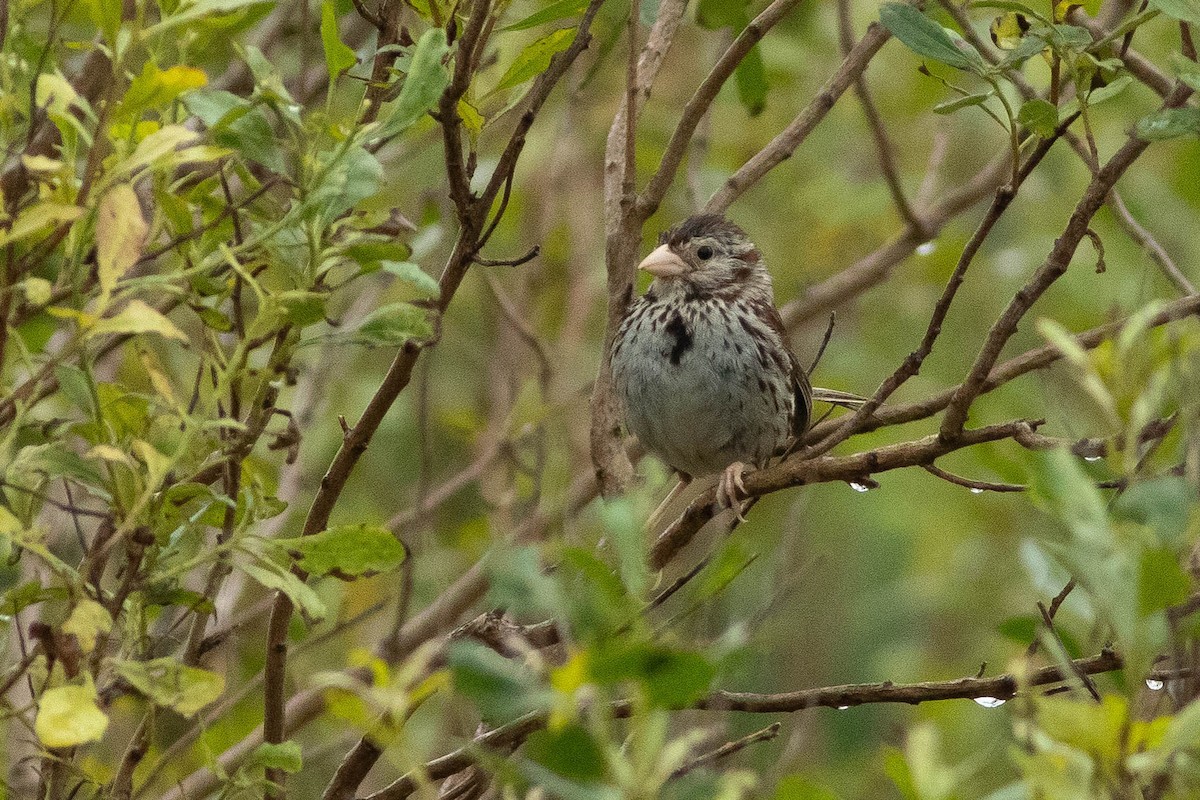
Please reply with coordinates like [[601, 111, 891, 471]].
[[670, 723, 782, 779], [637, 0, 805, 219], [1108, 189, 1195, 295], [704, 21, 891, 214], [650, 419, 1041, 569], [838, 0, 924, 233], [940, 84, 1194, 439], [702, 649, 1123, 711]]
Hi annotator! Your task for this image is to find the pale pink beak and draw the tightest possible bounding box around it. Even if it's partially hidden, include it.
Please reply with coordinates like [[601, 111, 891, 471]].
[[638, 244, 688, 278]]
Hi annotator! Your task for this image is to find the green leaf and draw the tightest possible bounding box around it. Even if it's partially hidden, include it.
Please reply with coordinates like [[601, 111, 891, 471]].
[[276, 523, 406, 578], [774, 775, 840, 800], [1114, 477, 1191, 545], [377, 29, 450, 139], [599, 497, 651, 600], [1171, 52, 1200, 91], [449, 640, 549, 723], [485, 544, 564, 618], [320, 0, 358, 84], [1148, 0, 1200, 25], [1139, 547, 1190, 614], [88, 300, 188, 341], [144, 0, 273, 36], [324, 302, 433, 347], [1083, 74, 1132, 107], [96, 184, 148, 310], [502, 0, 589, 31], [238, 557, 327, 620], [1001, 30, 1049, 66], [275, 290, 327, 327], [306, 145, 383, 223], [525, 724, 607, 781], [36, 684, 109, 747], [1038, 694, 1126, 761], [247, 741, 304, 773], [735, 44, 769, 116], [495, 27, 576, 92], [1136, 107, 1200, 141], [1018, 98, 1059, 136], [879, 3, 987, 73], [933, 91, 993, 114], [111, 658, 225, 716], [697, 0, 748, 29], [589, 642, 716, 707], [381, 261, 440, 295], [1026, 449, 1138, 649]]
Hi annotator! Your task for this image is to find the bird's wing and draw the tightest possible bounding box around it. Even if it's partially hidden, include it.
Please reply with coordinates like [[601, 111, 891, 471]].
[[755, 299, 813, 438]]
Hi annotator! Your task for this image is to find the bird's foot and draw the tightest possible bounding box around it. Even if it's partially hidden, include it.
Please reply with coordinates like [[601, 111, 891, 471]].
[[716, 462, 752, 522]]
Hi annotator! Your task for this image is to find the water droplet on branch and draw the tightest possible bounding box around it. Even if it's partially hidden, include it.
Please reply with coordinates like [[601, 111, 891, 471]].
[[974, 696, 1006, 708], [1146, 679, 1165, 691]]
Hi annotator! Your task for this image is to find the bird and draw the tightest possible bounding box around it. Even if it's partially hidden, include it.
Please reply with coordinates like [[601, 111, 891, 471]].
[[610, 214, 854, 515]]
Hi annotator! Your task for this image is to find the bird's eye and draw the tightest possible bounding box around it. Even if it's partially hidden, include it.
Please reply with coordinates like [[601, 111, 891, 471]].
[[697, 245, 714, 260]]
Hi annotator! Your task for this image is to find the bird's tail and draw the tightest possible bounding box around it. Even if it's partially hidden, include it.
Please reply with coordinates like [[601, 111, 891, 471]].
[[811, 387, 869, 409]]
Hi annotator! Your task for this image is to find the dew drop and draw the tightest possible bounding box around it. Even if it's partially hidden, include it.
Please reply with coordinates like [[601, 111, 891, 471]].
[[1146, 678, 1165, 691], [837, 705, 850, 710], [970, 487, 984, 495], [1083, 455, 1102, 462], [849, 482, 871, 493], [917, 241, 937, 256], [974, 696, 1006, 708]]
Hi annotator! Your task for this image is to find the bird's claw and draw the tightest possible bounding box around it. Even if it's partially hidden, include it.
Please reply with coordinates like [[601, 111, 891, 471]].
[[716, 462, 751, 522]]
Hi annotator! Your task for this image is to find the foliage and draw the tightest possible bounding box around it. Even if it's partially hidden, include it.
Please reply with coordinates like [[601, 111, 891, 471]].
[[0, 0, 1199, 798]]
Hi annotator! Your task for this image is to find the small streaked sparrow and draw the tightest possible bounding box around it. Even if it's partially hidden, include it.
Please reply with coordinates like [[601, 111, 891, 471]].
[[611, 214, 816, 512]]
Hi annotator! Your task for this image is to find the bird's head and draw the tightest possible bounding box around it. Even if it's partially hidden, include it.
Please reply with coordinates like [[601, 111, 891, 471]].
[[638, 214, 773, 302]]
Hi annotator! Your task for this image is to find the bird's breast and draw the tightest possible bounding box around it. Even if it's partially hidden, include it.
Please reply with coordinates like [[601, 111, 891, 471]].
[[611, 298, 794, 476]]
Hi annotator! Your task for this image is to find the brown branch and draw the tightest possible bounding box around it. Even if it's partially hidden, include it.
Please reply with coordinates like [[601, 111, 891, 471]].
[[703, 20, 891, 214], [636, 0, 805, 220], [670, 723, 781, 779], [650, 419, 1040, 570], [702, 649, 1122, 711], [808, 115, 1073, 459], [323, 737, 383, 800], [837, 0, 924, 234], [922, 463, 1025, 493], [939, 84, 1194, 440], [803, 292, 1200, 444], [367, 650, 1123, 799], [1108, 190, 1195, 295]]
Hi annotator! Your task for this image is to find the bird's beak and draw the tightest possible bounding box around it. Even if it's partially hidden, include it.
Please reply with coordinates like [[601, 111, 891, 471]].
[[638, 244, 688, 278]]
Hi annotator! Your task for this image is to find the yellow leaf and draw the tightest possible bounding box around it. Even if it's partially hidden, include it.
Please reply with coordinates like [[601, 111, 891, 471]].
[[989, 12, 1030, 50], [458, 98, 484, 137], [139, 348, 179, 407], [132, 439, 172, 486], [0, 202, 83, 247], [35, 74, 81, 116], [21, 154, 64, 174], [87, 299, 188, 341], [21, 277, 52, 306], [122, 125, 199, 175], [96, 184, 148, 310], [159, 65, 208, 95], [62, 599, 113, 653], [86, 444, 134, 466], [36, 684, 109, 747]]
